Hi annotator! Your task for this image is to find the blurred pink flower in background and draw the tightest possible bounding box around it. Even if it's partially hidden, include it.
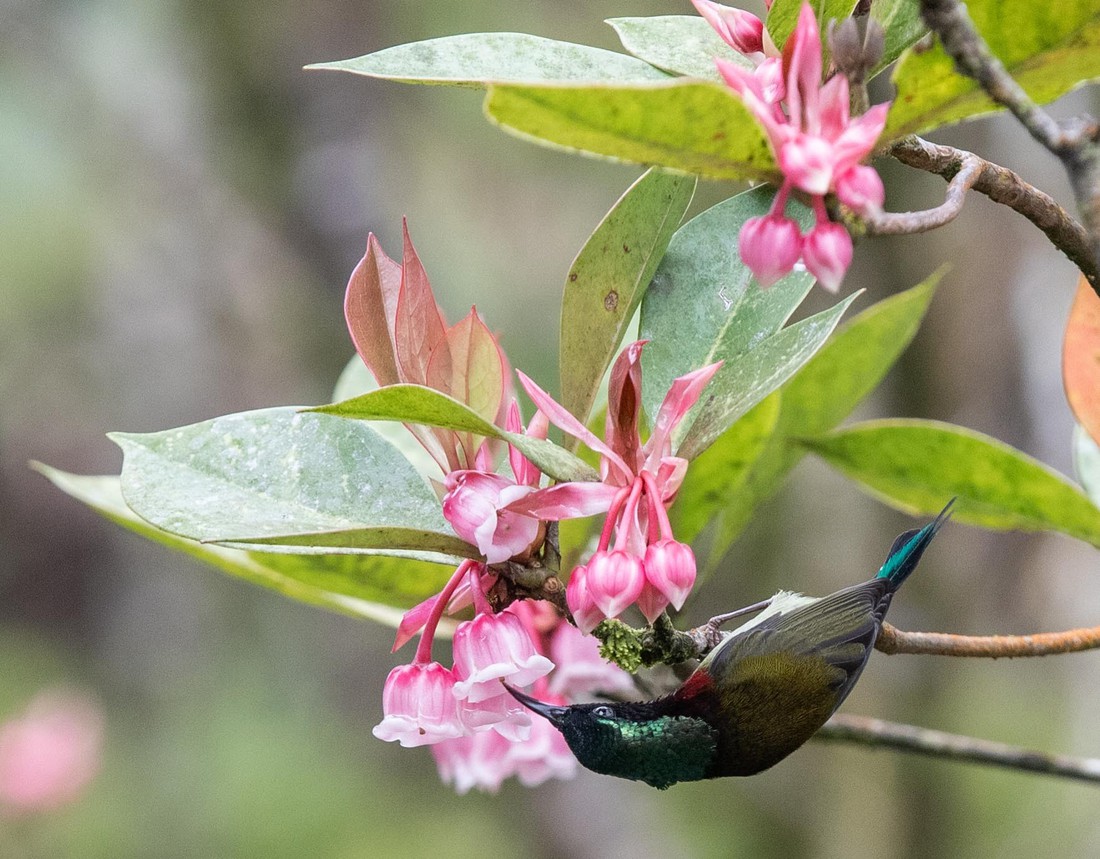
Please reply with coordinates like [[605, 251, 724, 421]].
[[0, 690, 104, 815]]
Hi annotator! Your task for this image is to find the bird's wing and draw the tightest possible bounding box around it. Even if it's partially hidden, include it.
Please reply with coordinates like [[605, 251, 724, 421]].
[[706, 579, 890, 698]]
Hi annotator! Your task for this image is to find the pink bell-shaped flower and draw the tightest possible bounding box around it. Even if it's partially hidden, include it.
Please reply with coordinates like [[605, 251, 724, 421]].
[[584, 549, 646, 620], [565, 563, 606, 634], [507, 693, 580, 787], [802, 221, 854, 292], [635, 580, 671, 624], [442, 470, 539, 564], [431, 730, 515, 795], [372, 662, 465, 748], [457, 692, 532, 741], [643, 539, 698, 611], [739, 214, 803, 287], [834, 164, 885, 215], [451, 611, 554, 703]]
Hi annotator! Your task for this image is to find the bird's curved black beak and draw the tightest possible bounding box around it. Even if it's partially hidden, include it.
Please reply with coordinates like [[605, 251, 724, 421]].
[[504, 684, 568, 726]]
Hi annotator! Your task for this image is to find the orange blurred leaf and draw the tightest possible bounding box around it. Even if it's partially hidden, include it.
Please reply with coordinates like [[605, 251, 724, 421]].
[[1063, 275, 1100, 445]]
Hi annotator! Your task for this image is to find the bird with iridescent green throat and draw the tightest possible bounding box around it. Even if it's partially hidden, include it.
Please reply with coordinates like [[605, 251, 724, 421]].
[[507, 501, 953, 790]]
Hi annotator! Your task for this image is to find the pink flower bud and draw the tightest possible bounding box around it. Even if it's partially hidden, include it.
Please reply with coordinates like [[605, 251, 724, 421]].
[[739, 214, 803, 288], [442, 470, 539, 564], [635, 580, 671, 624], [584, 550, 645, 620], [566, 564, 606, 634], [803, 221, 854, 292], [779, 134, 835, 196], [0, 691, 103, 814], [643, 539, 697, 611], [372, 662, 465, 747], [834, 164, 885, 215], [452, 611, 554, 703], [547, 622, 636, 698], [691, 0, 765, 55]]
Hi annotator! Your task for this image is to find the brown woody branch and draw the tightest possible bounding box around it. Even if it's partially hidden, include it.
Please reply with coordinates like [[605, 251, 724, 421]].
[[868, 136, 1100, 292], [817, 714, 1100, 784], [918, 0, 1100, 291], [876, 621, 1100, 658]]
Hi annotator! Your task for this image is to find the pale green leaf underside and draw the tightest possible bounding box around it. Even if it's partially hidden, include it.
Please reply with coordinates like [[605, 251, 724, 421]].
[[560, 168, 696, 427], [485, 80, 777, 182], [111, 407, 471, 556], [885, 0, 1100, 139], [607, 16, 752, 81], [308, 33, 670, 87], [35, 466, 457, 627], [1073, 424, 1100, 506], [804, 419, 1100, 546]]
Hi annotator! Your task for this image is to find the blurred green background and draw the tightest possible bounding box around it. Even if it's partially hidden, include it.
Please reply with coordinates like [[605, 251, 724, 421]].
[[4, 0, 1100, 856]]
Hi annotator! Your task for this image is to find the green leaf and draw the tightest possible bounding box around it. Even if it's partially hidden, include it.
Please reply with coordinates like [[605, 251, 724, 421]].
[[871, 0, 929, 74], [560, 168, 696, 428], [677, 292, 860, 460], [803, 419, 1100, 546], [885, 0, 1100, 140], [673, 276, 939, 569], [111, 407, 473, 556], [778, 273, 941, 434], [34, 466, 458, 627], [639, 186, 816, 423], [607, 16, 752, 81], [484, 80, 777, 182], [311, 384, 599, 483], [1073, 423, 1100, 505], [308, 33, 670, 87], [670, 393, 781, 546], [767, 0, 857, 52]]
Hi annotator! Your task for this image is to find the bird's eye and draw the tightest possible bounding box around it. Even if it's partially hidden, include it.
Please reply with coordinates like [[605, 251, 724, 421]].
[[592, 705, 614, 718]]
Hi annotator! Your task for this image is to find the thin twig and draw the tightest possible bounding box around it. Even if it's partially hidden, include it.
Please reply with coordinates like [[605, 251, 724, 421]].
[[863, 151, 981, 234], [885, 135, 1100, 292], [877, 621, 1100, 658], [918, 0, 1100, 290], [817, 714, 1100, 784]]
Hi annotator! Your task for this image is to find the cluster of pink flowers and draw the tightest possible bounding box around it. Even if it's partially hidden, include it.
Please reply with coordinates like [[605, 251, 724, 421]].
[[348, 227, 719, 790], [0, 690, 103, 815], [373, 562, 634, 792], [693, 0, 890, 291]]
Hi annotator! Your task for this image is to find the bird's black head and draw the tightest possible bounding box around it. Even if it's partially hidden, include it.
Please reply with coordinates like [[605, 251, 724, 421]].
[[505, 686, 717, 790]]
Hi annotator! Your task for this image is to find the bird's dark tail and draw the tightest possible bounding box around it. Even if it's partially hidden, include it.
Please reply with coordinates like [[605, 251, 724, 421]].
[[875, 499, 954, 590]]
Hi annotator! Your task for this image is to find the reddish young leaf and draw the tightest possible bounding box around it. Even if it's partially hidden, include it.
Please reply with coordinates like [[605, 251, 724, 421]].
[[394, 220, 449, 386], [606, 341, 645, 474], [345, 234, 402, 387], [1063, 275, 1100, 446]]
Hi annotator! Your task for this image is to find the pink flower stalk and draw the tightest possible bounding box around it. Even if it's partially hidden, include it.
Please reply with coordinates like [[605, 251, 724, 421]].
[[503, 342, 719, 628], [704, 3, 890, 290], [0, 691, 103, 815], [344, 221, 510, 474]]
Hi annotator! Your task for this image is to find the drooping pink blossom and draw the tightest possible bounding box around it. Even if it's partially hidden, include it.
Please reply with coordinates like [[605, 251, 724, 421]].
[[451, 610, 554, 703], [0, 691, 103, 815], [703, 2, 890, 290], [504, 342, 720, 628], [372, 662, 466, 748], [643, 539, 697, 611], [431, 730, 515, 795], [442, 470, 540, 564], [506, 692, 579, 787], [691, 0, 765, 57], [802, 220, 854, 292]]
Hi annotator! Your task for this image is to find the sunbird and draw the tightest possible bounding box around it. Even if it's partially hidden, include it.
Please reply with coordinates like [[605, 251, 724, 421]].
[[508, 501, 953, 789]]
